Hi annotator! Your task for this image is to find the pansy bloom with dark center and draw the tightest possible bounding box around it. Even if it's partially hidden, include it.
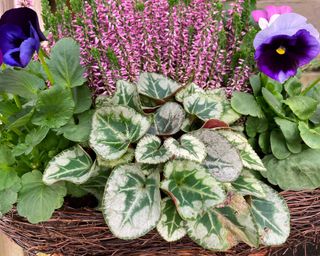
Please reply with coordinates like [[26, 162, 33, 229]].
[[253, 13, 320, 83], [0, 7, 46, 67]]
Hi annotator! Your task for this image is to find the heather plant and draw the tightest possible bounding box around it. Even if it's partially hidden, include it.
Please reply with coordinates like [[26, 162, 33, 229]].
[[41, 0, 257, 96]]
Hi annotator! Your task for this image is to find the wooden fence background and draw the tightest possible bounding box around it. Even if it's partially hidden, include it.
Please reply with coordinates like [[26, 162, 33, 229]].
[[0, 0, 319, 255]]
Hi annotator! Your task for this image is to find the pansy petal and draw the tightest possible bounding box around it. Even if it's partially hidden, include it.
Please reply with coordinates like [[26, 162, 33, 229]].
[[29, 24, 40, 51], [0, 24, 25, 54], [0, 50, 3, 65], [0, 7, 46, 41], [279, 6, 293, 14], [254, 13, 320, 49], [265, 6, 280, 20], [252, 10, 267, 22], [3, 48, 23, 67], [19, 37, 38, 67]]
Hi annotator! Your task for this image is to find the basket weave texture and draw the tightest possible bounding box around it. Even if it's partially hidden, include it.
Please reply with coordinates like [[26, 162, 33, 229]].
[[0, 190, 319, 256]]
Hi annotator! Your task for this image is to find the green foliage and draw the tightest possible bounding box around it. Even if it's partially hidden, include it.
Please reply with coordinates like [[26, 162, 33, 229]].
[[231, 74, 320, 189]]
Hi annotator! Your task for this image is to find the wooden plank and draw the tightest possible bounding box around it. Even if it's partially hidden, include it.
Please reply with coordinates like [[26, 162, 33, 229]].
[[0, 232, 25, 256]]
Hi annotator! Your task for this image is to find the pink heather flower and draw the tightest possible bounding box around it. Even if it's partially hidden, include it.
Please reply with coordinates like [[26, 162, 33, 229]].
[[252, 5, 292, 30], [15, 0, 33, 7], [56, 0, 253, 96]]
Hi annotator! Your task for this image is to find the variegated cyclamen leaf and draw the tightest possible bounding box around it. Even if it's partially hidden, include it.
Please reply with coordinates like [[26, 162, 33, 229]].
[[89, 105, 150, 160], [221, 102, 241, 124], [161, 160, 226, 220], [156, 198, 187, 242], [137, 72, 181, 100], [164, 135, 206, 163], [193, 129, 243, 182], [175, 83, 204, 102], [187, 194, 259, 251], [183, 92, 224, 121], [97, 148, 135, 169], [151, 102, 185, 135], [112, 80, 143, 112], [232, 174, 266, 198], [43, 145, 93, 185], [135, 135, 172, 164], [217, 129, 266, 172], [250, 183, 290, 246], [103, 164, 161, 239]]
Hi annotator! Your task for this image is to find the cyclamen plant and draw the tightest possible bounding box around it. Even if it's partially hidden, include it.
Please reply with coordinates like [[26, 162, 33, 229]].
[[41, 72, 290, 250]]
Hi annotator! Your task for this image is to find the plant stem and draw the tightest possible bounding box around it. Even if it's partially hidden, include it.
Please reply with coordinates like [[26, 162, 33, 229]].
[[38, 48, 54, 85], [301, 77, 320, 96], [13, 95, 22, 109]]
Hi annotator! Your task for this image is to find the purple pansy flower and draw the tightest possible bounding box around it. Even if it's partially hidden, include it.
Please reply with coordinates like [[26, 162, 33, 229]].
[[0, 7, 46, 68], [252, 6, 292, 30], [254, 13, 320, 83]]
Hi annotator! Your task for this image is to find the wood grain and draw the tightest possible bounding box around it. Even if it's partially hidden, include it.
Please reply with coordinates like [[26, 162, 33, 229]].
[[0, 232, 24, 256]]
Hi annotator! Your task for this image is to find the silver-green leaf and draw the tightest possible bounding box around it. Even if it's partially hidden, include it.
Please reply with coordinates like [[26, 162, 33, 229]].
[[103, 164, 161, 239]]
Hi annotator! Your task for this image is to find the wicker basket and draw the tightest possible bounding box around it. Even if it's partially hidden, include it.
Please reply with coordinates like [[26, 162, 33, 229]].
[[0, 190, 319, 256]]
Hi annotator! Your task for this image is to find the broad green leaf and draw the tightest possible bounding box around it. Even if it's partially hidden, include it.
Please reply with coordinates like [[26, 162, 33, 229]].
[[187, 194, 259, 251], [161, 160, 226, 220], [137, 72, 181, 100], [183, 92, 224, 121], [231, 92, 264, 118], [7, 107, 34, 130], [89, 105, 150, 160], [263, 149, 320, 190], [250, 183, 290, 245], [298, 122, 320, 149], [73, 85, 92, 114], [164, 135, 206, 163], [245, 117, 268, 138], [135, 135, 171, 164], [156, 198, 187, 242], [221, 102, 241, 124], [306, 84, 320, 124], [232, 173, 266, 198], [112, 80, 142, 112], [13, 126, 50, 156], [218, 129, 266, 172], [47, 38, 86, 88], [283, 96, 318, 120], [249, 74, 261, 96], [262, 88, 285, 117], [274, 118, 302, 153], [32, 86, 75, 129], [58, 110, 93, 142], [175, 83, 203, 102], [0, 150, 19, 191], [265, 82, 283, 101], [97, 148, 135, 169], [103, 164, 161, 239], [0, 145, 15, 166], [0, 180, 21, 216], [258, 132, 270, 154], [151, 102, 185, 135], [0, 100, 19, 119], [270, 129, 291, 160], [0, 69, 45, 99], [17, 170, 67, 223], [284, 77, 302, 97], [193, 129, 243, 181], [43, 145, 93, 185]]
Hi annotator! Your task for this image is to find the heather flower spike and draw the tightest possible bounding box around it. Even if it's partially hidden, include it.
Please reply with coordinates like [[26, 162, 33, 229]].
[[252, 5, 292, 30], [0, 7, 46, 67], [254, 13, 320, 83]]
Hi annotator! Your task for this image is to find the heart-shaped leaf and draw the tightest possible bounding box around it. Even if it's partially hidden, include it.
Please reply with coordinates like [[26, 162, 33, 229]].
[[17, 170, 67, 224], [43, 145, 94, 185], [135, 135, 172, 164], [137, 72, 181, 100], [156, 198, 187, 242], [161, 160, 226, 220], [89, 105, 150, 160], [164, 134, 206, 163], [103, 164, 161, 239], [0, 179, 21, 216], [250, 183, 290, 246], [218, 130, 266, 172], [97, 148, 135, 169], [183, 92, 224, 121], [175, 83, 203, 102], [187, 194, 259, 251], [150, 102, 185, 135], [232, 171, 266, 198], [193, 129, 243, 182], [112, 80, 143, 112]]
